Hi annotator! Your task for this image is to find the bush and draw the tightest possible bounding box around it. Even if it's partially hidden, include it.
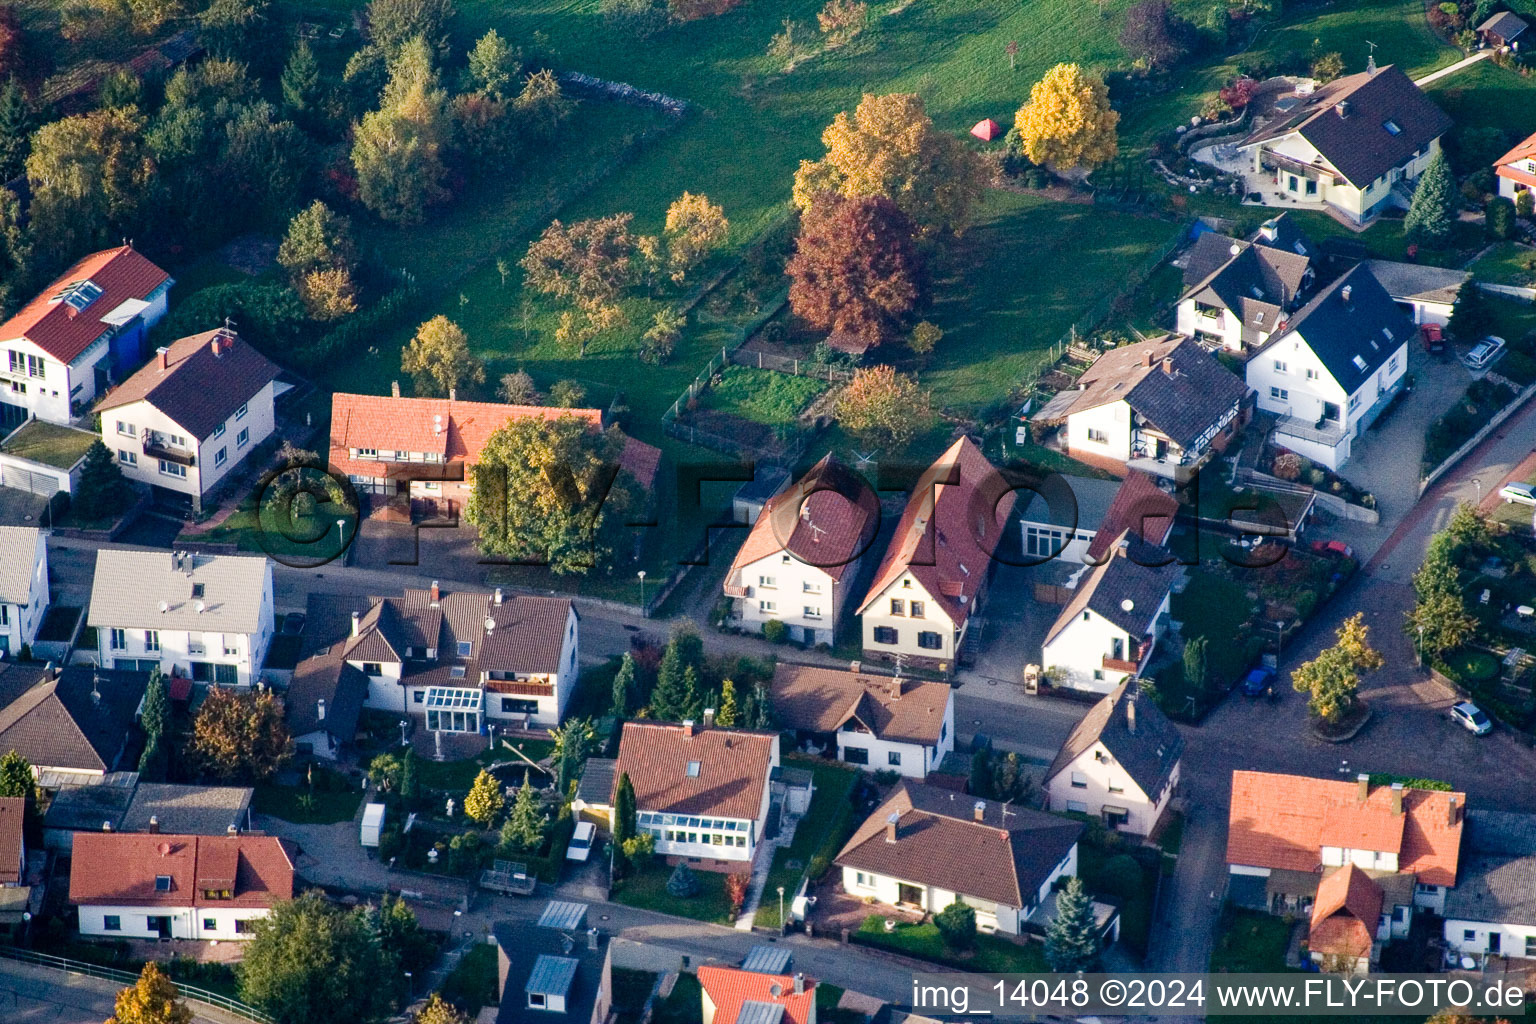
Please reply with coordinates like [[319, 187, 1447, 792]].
[[666, 862, 701, 897], [1488, 196, 1518, 240], [761, 619, 788, 644], [934, 899, 977, 951], [1500, 350, 1536, 386]]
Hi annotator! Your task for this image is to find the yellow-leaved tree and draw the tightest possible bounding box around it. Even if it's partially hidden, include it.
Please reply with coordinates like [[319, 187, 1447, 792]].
[[793, 92, 984, 235], [1014, 63, 1119, 171]]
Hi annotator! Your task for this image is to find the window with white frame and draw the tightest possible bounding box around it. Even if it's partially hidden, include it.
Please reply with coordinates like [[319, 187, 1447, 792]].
[[759, 600, 776, 613], [235, 403, 248, 420], [212, 422, 225, 439], [1086, 427, 1109, 444], [144, 630, 160, 652], [758, 575, 776, 589], [214, 447, 227, 468], [116, 421, 136, 437], [1270, 387, 1288, 401], [237, 427, 249, 448], [159, 460, 187, 478], [1273, 360, 1288, 373], [119, 450, 136, 465], [803, 606, 821, 619], [109, 628, 126, 650]]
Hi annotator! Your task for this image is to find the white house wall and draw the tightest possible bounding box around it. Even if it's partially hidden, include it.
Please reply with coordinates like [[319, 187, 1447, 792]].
[[77, 903, 270, 940], [102, 381, 276, 501], [1066, 402, 1133, 463], [1042, 591, 1174, 695], [0, 532, 47, 654], [1046, 748, 1179, 836], [836, 697, 953, 778], [1444, 919, 1536, 959], [1176, 299, 1249, 352], [733, 551, 847, 646], [861, 573, 960, 667]]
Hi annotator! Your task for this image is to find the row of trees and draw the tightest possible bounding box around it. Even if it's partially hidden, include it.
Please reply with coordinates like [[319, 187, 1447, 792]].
[[608, 628, 775, 727]]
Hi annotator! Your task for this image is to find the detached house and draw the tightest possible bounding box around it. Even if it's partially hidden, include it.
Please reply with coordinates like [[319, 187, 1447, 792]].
[[1247, 263, 1411, 470], [1043, 681, 1182, 835], [769, 663, 954, 779], [96, 328, 280, 511], [1495, 130, 1536, 202], [70, 832, 295, 941], [698, 966, 815, 1024], [314, 583, 578, 733], [1236, 65, 1451, 225], [856, 438, 1015, 673], [0, 526, 48, 658], [1040, 533, 1182, 694], [0, 245, 173, 429], [1227, 771, 1466, 969], [89, 550, 275, 686], [723, 455, 879, 646], [607, 720, 779, 873], [0, 662, 150, 785], [493, 901, 611, 1024], [1176, 218, 1315, 351], [1442, 810, 1536, 961], [835, 782, 1083, 936], [1034, 336, 1250, 482]]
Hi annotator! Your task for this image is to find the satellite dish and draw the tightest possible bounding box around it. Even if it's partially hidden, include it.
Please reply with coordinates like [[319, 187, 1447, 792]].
[[158, 601, 169, 613], [484, 616, 496, 632], [195, 601, 205, 614], [1121, 598, 1135, 612]]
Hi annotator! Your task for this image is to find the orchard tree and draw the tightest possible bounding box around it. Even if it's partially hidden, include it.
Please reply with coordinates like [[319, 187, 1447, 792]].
[[402, 316, 485, 396], [189, 687, 292, 782], [1290, 613, 1383, 724], [834, 365, 930, 451], [464, 769, 504, 825], [1014, 63, 1119, 170], [512, 69, 572, 140], [368, 0, 457, 57], [908, 320, 942, 355], [352, 37, 453, 224], [787, 194, 925, 347], [498, 369, 539, 404], [793, 92, 985, 235], [548, 379, 587, 407], [1404, 150, 1455, 246], [521, 214, 637, 310], [107, 962, 192, 1024], [1119, 0, 1197, 69], [664, 192, 729, 283]]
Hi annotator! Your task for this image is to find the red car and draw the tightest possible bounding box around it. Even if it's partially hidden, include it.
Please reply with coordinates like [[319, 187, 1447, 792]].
[[1310, 539, 1354, 559], [1421, 323, 1444, 354]]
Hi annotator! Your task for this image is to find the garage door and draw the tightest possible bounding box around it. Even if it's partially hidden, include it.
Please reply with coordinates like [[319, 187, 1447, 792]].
[[0, 463, 61, 496]]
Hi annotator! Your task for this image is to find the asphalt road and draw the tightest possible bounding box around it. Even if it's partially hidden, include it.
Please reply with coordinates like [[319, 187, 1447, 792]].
[[0, 958, 249, 1024]]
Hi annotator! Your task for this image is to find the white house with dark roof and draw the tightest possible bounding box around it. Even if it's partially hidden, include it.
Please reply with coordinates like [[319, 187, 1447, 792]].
[[769, 663, 953, 778], [1041, 533, 1182, 695], [0, 245, 173, 429], [1034, 335, 1251, 483], [314, 583, 578, 731], [1043, 682, 1183, 834], [88, 550, 274, 686], [1361, 260, 1468, 327], [1236, 65, 1451, 225], [1246, 263, 1411, 469], [493, 902, 612, 1024], [1442, 810, 1536, 960], [834, 782, 1084, 935], [0, 526, 47, 658], [723, 455, 879, 646], [1176, 218, 1315, 351], [95, 329, 280, 511]]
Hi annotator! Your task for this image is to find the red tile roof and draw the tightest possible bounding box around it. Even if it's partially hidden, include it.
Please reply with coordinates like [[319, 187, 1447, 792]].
[[69, 832, 295, 909], [698, 966, 815, 1024], [1084, 471, 1178, 563], [328, 393, 661, 489], [728, 455, 879, 585], [1226, 771, 1465, 886], [1308, 864, 1382, 961], [0, 797, 22, 885], [1494, 131, 1536, 171], [856, 437, 1016, 628], [0, 246, 171, 364], [612, 722, 777, 820]]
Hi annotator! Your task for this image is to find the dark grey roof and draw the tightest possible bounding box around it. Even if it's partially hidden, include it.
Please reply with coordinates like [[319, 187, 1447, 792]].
[[1480, 10, 1529, 39], [1240, 66, 1452, 189], [1183, 241, 1312, 330], [1267, 264, 1413, 391], [1442, 854, 1536, 927], [0, 664, 149, 774], [285, 645, 368, 746], [1251, 213, 1317, 260], [1017, 475, 1122, 533], [576, 758, 616, 806], [42, 777, 137, 832], [1120, 339, 1252, 450], [741, 946, 794, 975], [121, 783, 253, 835], [1045, 681, 1184, 803], [494, 907, 607, 1024], [1181, 232, 1244, 291], [1466, 809, 1536, 857], [1360, 260, 1468, 306], [1046, 534, 1182, 648]]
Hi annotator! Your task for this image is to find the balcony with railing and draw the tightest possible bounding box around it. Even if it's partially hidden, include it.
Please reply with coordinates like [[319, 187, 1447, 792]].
[[142, 432, 195, 466]]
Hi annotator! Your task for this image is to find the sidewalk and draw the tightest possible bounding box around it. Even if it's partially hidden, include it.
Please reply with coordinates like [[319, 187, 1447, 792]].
[[1413, 49, 1491, 86], [0, 957, 252, 1024]]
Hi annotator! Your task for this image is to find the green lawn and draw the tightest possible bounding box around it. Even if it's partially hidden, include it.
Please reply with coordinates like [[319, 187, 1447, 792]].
[[752, 757, 858, 931], [0, 420, 97, 470], [653, 973, 704, 1024], [413, 739, 556, 794], [853, 915, 1048, 972], [1426, 58, 1536, 162], [252, 779, 362, 824], [700, 366, 827, 425], [613, 860, 735, 924], [1209, 907, 1295, 974], [1471, 241, 1536, 286]]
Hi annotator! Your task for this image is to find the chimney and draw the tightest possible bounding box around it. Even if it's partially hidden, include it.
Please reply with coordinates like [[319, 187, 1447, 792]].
[[391, 380, 401, 399], [147, 815, 159, 834], [157, 347, 169, 370], [429, 580, 440, 606], [973, 800, 986, 822], [1341, 284, 1353, 308], [702, 707, 716, 728], [227, 824, 239, 836], [102, 821, 113, 832], [449, 387, 457, 402], [1126, 695, 1137, 734], [1448, 795, 1460, 828], [849, 661, 861, 674], [587, 927, 599, 951], [1259, 220, 1278, 242], [1161, 358, 1175, 376], [1143, 350, 1155, 368], [1390, 781, 1403, 815], [1357, 773, 1371, 803], [210, 335, 222, 357], [682, 719, 695, 738], [1335, 99, 1351, 118], [885, 811, 899, 843], [350, 611, 361, 637], [317, 698, 327, 722], [794, 974, 804, 995], [494, 587, 504, 606]]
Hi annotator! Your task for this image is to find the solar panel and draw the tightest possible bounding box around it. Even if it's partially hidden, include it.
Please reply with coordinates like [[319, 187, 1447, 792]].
[[741, 945, 794, 974], [537, 900, 589, 931]]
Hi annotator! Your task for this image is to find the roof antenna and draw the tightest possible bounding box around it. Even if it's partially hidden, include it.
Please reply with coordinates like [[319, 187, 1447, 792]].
[[1365, 40, 1378, 76]]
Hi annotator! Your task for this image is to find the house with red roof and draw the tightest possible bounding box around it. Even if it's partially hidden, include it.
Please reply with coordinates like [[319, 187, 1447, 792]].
[[0, 245, 173, 430], [855, 438, 1015, 674], [723, 455, 879, 646], [1495, 131, 1536, 203], [1226, 770, 1468, 968], [698, 965, 816, 1024], [69, 831, 295, 941], [95, 328, 280, 511]]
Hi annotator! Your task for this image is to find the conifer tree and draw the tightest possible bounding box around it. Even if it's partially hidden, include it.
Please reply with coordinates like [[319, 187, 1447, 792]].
[[1044, 877, 1101, 972], [1404, 150, 1455, 246]]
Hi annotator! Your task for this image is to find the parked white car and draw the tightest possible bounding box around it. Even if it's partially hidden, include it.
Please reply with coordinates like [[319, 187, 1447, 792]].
[[1450, 701, 1493, 736], [566, 820, 597, 861], [1463, 336, 1506, 370], [1500, 481, 1536, 506]]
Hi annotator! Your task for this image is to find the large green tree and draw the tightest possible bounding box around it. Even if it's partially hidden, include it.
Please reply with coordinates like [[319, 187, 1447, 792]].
[[499, 778, 547, 853], [73, 441, 132, 523], [463, 768, 504, 825], [280, 39, 321, 117], [137, 668, 171, 782], [0, 750, 34, 805], [1404, 150, 1456, 246], [367, 0, 457, 57], [401, 315, 484, 396], [1406, 529, 1478, 662], [612, 772, 637, 852], [649, 629, 705, 722], [0, 78, 31, 182], [465, 28, 518, 98], [352, 37, 453, 224], [238, 892, 397, 1024], [1290, 612, 1383, 723], [27, 106, 155, 265], [610, 652, 638, 718], [465, 416, 637, 575], [1044, 876, 1101, 972]]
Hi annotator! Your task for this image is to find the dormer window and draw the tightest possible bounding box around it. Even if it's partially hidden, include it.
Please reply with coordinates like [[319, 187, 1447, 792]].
[[1382, 119, 1401, 136], [356, 448, 377, 459], [154, 875, 172, 892]]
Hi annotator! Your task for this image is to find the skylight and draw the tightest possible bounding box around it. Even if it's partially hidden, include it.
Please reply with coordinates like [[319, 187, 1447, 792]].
[[457, 641, 472, 657], [450, 666, 466, 678], [154, 875, 172, 892], [52, 279, 103, 312], [1383, 120, 1402, 136], [686, 761, 701, 778], [1352, 355, 1369, 372]]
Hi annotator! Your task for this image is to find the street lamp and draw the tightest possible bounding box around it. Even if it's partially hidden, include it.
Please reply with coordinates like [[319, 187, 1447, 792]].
[[777, 885, 786, 933], [1474, 478, 1482, 505], [399, 719, 410, 747], [336, 518, 347, 550], [1417, 625, 1425, 669], [637, 570, 647, 617]]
